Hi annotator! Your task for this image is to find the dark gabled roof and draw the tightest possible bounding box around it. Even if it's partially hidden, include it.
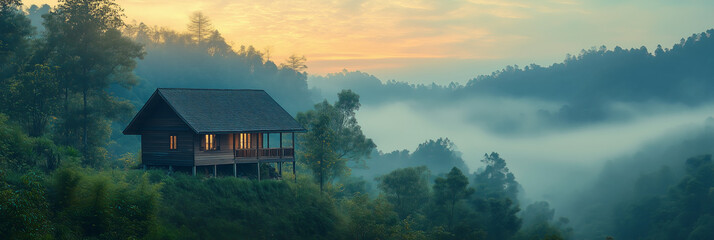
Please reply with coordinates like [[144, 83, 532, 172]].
[[123, 88, 306, 135]]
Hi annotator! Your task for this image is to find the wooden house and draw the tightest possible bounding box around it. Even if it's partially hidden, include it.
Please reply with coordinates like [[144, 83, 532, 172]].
[[123, 88, 306, 179]]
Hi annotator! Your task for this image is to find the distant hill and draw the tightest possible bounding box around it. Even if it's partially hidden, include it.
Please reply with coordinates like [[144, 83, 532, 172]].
[[310, 29, 714, 132], [461, 29, 714, 125]]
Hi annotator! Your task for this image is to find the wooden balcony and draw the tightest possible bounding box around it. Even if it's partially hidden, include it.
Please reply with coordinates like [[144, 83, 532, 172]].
[[234, 148, 295, 163]]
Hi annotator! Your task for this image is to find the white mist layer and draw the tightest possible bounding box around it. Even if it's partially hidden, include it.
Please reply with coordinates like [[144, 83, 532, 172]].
[[356, 99, 714, 202]]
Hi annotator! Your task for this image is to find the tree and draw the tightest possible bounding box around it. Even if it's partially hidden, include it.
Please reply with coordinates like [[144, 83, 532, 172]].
[[299, 109, 339, 191], [0, 0, 21, 10], [377, 166, 430, 218], [615, 155, 714, 239], [263, 46, 273, 62], [0, 114, 36, 171], [471, 197, 521, 240], [42, 0, 144, 165], [332, 90, 375, 163], [514, 201, 570, 240], [10, 64, 60, 137], [411, 138, 468, 174], [467, 152, 523, 240], [432, 167, 474, 231], [0, 0, 32, 107], [205, 30, 233, 56], [281, 54, 307, 71], [187, 11, 214, 45], [297, 90, 375, 191], [521, 201, 555, 228], [473, 152, 519, 200], [341, 193, 399, 240], [122, 21, 153, 44]]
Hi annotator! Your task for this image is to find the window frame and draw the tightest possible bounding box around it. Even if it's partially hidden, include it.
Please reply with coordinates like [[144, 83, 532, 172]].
[[238, 133, 252, 149], [201, 134, 220, 151], [169, 135, 178, 150]]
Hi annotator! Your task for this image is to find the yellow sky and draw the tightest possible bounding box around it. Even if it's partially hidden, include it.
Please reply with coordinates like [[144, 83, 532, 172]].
[[22, 0, 714, 83]]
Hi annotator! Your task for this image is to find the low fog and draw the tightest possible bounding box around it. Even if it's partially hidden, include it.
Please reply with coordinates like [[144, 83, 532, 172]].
[[355, 98, 714, 202]]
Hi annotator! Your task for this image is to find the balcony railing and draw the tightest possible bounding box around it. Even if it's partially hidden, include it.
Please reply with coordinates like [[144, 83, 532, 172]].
[[235, 148, 295, 159]]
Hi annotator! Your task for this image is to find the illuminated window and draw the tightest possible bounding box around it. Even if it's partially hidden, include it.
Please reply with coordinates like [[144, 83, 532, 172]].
[[203, 134, 218, 151], [238, 133, 251, 149], [169, 136, 177, 150]]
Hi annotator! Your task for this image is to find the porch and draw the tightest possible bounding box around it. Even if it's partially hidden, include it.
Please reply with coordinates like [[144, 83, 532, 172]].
[[193, 132, 298, 180], [234, 147, 295, 163]]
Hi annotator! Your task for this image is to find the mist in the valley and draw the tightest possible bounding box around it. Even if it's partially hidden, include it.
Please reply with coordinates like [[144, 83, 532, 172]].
[[352, 95, 714, 230], [310, 29, 714, 239], [354, 98, 714, 195]]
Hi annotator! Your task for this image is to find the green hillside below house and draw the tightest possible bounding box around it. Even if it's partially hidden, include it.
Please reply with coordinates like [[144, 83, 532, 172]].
[[123, 88, 306, 179]]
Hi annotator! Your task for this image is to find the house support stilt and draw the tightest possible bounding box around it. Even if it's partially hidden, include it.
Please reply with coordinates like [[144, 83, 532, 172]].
[[278, 162, 282, 178]]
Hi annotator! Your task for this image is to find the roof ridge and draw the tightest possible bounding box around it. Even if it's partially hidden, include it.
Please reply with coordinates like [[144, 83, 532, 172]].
[[157, 88, 265, 91]]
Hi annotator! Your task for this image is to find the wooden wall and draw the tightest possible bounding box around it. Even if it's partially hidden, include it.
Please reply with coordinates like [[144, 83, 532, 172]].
[[139, 99, 195, 166], [142, 131, 194, 166]]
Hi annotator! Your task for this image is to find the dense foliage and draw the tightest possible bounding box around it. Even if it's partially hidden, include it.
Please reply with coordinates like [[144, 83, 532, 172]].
[[297, 90, 376, 191], [563, 120, 714, 239], [353, 137, 469, 186], [154, 174, 343, 240], [614, 155, 714, 240], [1, 0, 142, 167]]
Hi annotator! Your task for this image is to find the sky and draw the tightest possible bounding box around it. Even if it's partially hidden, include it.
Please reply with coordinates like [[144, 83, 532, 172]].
[[24, 0, 714, 84]]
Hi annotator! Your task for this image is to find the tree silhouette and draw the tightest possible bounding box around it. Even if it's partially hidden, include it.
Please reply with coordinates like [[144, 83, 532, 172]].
[[377, 166, 430, 218], [433, 167, 474, 231], [281, 54, 307, 71], [43, 0, 143, 165], [0, 0, 21, 10], [474, 152, 519, 200], [297, 90, 375, 191], [187, 11, 213, 45]]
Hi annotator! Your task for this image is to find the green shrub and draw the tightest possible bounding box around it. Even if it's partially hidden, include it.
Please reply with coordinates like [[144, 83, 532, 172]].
[[49, 168, 162, 239], [0, 170, 53, 239], [157, 174, 343, 240]]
